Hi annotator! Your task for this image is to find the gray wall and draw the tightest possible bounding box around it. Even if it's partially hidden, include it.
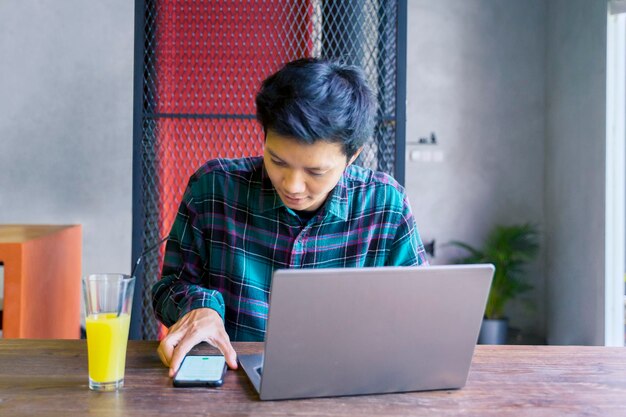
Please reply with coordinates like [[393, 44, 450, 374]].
[[405, 0, 547, 339], [545, 0, 608, 345], [0, 0, 611, 344], [0, 1, 134, 277]]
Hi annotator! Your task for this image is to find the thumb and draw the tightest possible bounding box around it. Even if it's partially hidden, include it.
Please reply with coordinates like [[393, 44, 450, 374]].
[[212, 336, 238, 369], [224, 345, 238, 370]]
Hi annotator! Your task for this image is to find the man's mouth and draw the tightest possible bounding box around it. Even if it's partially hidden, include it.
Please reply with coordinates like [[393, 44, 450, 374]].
[[282, 193, 307, 204]]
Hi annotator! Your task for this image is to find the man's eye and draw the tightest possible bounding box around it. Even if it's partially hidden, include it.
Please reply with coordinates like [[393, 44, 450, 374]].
[[308, 171, 325, 177], [272, 159, 286, 167]]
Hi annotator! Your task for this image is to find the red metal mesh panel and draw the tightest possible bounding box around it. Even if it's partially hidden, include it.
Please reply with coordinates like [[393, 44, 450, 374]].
[[153, 1, 315, 249]]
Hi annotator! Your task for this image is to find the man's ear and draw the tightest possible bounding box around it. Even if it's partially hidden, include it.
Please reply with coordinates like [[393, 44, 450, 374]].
[[347, 147, 364, 166]]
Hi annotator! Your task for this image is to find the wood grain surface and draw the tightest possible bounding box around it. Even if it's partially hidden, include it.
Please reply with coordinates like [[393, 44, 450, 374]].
[[0, 225, 70, 243], [1, 339, 625, 417]]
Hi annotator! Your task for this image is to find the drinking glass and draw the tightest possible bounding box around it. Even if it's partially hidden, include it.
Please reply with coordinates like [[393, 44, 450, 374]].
[[83, 273, 135, 391]]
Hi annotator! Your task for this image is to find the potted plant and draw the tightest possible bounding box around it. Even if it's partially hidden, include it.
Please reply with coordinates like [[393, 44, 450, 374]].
[[450, 223, 539, 344]]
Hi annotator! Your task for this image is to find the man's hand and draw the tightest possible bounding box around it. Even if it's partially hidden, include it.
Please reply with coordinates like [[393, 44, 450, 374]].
[[157, 308, 238, 377]]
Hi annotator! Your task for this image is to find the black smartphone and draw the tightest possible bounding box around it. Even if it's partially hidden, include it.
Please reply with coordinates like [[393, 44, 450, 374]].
[[173, 355, 227, 387]]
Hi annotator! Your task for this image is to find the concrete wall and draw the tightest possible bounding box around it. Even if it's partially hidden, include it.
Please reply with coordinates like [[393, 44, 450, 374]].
[[0, 0, 612, 344], [405, 0, 547, 339], [544, 0, 608, 345], [0, 1, 134, 277]]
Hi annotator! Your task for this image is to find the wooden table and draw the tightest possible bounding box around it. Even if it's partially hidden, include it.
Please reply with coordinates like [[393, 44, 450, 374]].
[[1, 340, 625, 416]]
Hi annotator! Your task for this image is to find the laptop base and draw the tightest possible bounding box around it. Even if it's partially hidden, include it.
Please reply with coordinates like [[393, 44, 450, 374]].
[[239, 353, 263, 393]]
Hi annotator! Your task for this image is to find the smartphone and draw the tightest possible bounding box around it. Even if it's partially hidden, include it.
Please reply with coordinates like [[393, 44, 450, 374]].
[[173, 355, 227, 387]]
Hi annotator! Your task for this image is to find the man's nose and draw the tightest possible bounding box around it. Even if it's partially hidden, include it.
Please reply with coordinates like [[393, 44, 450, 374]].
[[283, 170, 306, 194]]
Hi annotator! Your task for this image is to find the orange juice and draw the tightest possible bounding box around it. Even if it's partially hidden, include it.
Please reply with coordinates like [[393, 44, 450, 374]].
[[86, 313, 131, 385]]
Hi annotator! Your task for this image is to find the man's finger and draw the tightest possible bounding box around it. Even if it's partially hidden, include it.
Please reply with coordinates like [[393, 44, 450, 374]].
[[157, 346, 169, 368], [209, 332, 238, 369], [224, 347, 238, 370], [158, 329, 184, 368], [168, 332, 203, 377]]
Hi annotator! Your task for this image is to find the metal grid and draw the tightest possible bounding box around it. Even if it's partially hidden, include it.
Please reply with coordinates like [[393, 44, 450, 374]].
[[133, 0, 404, 339]]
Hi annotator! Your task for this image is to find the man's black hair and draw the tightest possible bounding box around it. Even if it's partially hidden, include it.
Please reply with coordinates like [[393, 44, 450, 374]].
[[255, 57, 376, 159]]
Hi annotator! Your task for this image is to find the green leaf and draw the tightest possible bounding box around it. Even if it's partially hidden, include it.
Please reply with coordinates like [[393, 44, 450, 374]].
[[447, 223, 539, 319]]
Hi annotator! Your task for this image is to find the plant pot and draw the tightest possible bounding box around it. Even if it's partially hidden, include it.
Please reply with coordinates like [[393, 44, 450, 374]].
[[478, 318, 508, 344]]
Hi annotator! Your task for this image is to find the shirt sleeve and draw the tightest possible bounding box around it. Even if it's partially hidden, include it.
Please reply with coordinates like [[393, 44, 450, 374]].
[[151, 182, 226, 327], [386, 193, 429, 267]]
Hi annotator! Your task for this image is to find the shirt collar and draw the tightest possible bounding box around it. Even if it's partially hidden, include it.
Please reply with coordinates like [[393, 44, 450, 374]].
[[256, 163, 284, 213], [255, 162, 349, 221], [324, 171, 349, 220]]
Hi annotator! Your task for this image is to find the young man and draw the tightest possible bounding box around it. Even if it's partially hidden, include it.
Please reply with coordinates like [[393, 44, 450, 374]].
[[153, 58, 428, 376]]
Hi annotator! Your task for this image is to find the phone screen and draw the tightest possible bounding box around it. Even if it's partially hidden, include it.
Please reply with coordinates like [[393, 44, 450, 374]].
[[173, 355, 227, 387]]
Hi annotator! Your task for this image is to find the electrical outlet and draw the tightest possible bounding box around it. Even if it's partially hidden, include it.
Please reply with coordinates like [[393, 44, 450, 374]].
[[409, 150, 444, 163]]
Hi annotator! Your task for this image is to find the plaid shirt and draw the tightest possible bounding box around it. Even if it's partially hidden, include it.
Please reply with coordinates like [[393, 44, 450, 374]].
[[152, 156, 428, 341]]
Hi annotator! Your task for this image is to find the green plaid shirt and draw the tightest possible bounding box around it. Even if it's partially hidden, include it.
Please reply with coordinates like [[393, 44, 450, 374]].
[[153, 157, 428, 341]]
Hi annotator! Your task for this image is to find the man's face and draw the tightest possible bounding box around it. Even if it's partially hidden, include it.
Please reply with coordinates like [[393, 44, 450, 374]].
[[263, 130, 357, 212]]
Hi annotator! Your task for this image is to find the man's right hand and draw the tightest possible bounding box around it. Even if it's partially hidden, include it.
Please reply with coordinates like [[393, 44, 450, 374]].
[[157, 308, 238, 377]]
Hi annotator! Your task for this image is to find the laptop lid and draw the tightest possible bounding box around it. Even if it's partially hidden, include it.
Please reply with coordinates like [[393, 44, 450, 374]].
[[249, 264, 494, 400]]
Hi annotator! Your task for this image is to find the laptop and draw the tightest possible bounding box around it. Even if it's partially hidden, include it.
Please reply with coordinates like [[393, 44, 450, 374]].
[[238, 264, 494, 400]]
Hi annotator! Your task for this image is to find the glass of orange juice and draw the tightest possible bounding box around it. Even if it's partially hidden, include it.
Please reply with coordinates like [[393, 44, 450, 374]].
[[82, 273, 135, 391]]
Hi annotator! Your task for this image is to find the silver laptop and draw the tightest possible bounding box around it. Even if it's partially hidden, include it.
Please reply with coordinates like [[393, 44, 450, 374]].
[[239, 264, 494, 400]]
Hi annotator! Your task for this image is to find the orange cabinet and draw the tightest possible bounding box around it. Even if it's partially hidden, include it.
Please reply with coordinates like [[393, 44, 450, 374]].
[[0, 225, 81, 339]]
